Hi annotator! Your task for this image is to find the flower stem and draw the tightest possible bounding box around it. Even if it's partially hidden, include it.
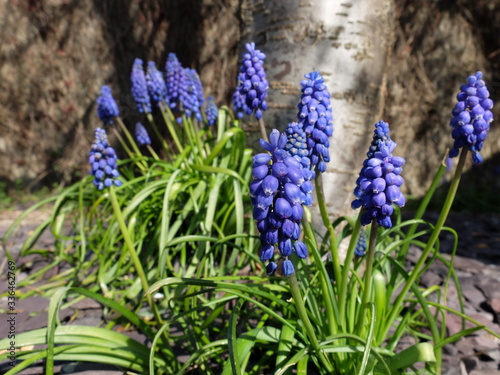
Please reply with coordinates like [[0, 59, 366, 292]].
[[355, 221, 378, 336], [288, 273, 334, 373], [143, 110, 172, 159], [381, 148, 467, 347], [338, 212, 362, 330], [315, 172, 341, 289], [146, 144, 161, 161], [159, 103, 184, 153], [399, 154, 447, 259], [302, 215, 338, 336], [258, 118, 268, 142], [116, 117, 146, 160], [111, 126, 147, 172]]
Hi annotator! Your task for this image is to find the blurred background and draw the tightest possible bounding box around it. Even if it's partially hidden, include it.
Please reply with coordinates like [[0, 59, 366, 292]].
[[0, 0, 499, 212]]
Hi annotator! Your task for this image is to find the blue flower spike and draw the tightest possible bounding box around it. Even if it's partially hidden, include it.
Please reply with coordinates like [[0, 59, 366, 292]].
[[354, 228, 367, 257], [232, 42, 269, 120], [449, 71, 494, 164], [130, 58, 152, 114], [165, 53, 189, 111], [183, 68, 205, 122], [296, 71, 334, 173], [351, 121, 405, 229], [134, 122, 151, 146], [146, 61, 167, 105], [205, 96, 218, 126], [96, 85, 119, 125], [89, 128, 122, 190], [250, 129, 312, 276]]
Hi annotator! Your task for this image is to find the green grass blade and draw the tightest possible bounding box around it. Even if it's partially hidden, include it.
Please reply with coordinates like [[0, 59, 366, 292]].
[[383, 343, 435, 373], [227, 298, 244, 375]]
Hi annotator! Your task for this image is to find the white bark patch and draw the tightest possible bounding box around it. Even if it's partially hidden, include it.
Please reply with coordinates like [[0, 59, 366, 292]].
[[246, 0, 394, 224]]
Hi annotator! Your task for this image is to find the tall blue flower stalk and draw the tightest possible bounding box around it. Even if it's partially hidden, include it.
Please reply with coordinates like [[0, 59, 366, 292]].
[[89, 128, 122, 190], [297, 71, 334, 173], [449, 71, 494, 164], [130, 58, 152, 114], [134, 122, 151, 146], [146, 61, 167, 105], [351, 121, 405, 228], [205, 96, 218, 126], [165, 53, 188, 111], [250, 129, 312, 276], [96, 85, 119, 125], [183, 68, 205, 122], [284, 121, 315, 206], [232, 42, 269, 120], [354, 228, 367, 257]]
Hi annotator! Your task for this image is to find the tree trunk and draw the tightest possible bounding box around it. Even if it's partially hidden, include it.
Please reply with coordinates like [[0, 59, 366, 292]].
[[243, 0, 394, 221]]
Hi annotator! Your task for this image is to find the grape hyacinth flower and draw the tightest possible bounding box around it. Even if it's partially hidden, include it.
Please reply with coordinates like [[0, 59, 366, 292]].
[[231, 90, 246, 119], [354, 229, 367, 257], [297, 71, 334, 173], [89, 128, 122, 190], [449, 71, 494, 164], [165, 52, 188, 110], [134, 122, 151, 146], [232, 42, 269, 120], [183, 68, 205, 122], [205, 96, 218, 126], [146, 61, 167, 105], [96, 85, 119, 125], [284, 121, 315, 206], [130, 58, 152, 114], [250, 129, 312, 276], [351, 121, 405, 228]]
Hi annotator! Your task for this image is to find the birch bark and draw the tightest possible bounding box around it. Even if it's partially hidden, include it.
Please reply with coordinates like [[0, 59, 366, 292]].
[[244, 0, 394, 223]]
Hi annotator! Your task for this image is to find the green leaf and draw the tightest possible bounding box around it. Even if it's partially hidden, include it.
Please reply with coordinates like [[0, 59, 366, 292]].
[[227, 298, 244, 375], [276, 324, 296, 373], [382, 342, 435, 373]]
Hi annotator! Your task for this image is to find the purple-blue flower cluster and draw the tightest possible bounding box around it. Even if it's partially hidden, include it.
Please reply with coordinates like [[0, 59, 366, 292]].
[[134, 122, 151, 146], [232, 42, 269, 120], [284, 122, 314, 206], [297, 71, 333, 173], [250, 129, 312, 276], [352, 121, 405, 229], [205, 96, 218, 126], [183, 68, 205, 122], [89, 128, 122, 190], [130, 58, 152, 114], [449, 71, 494, 164], [146, 61, 167, 105], [165, 53, 188, 110], [96, 85, 119, 125], [354, 229, 367, 257], [231, 90, 246, 119], [164, 53, 206, 122]]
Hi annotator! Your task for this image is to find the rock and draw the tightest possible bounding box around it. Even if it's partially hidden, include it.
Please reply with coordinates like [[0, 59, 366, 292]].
[[471, 335, 500, 361], [463, 356, 480, 372], [477, 280, 500, 300], [486, 298, 500, 314], [462, 283, 486, 306], [446, 312, 469, 337], [420, 271, 442, 288], [71, 298, 102, 310], [469, 312, 495, 327], [451, 255, 489, 274], [455, 336, 476, 356], [442, 343, 459, 356], [441, 356, 462, 375]]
